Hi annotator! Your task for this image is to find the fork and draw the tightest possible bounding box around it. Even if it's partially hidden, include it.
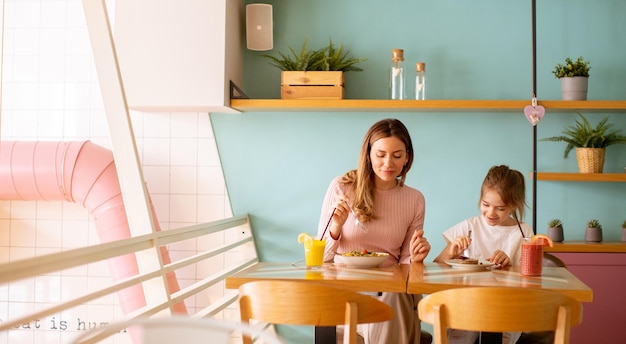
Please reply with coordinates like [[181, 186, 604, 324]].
[[461, 230, 472, 258], [345, 199, 367, 232], [338, 190, 367, 232]]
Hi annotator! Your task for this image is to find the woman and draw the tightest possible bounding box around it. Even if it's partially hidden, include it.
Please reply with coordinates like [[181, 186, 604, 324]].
[[317, 118, 431, 344]]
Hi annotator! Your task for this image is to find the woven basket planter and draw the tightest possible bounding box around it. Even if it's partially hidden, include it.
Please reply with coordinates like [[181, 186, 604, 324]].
[[575, 147, 605, 173]]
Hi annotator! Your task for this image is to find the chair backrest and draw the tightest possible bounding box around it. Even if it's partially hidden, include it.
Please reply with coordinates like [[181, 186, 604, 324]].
[[70, 316, 283, 344], [543, 252, 567, 267], [418, 287, 582, 344], [238, 280, 394, 344]]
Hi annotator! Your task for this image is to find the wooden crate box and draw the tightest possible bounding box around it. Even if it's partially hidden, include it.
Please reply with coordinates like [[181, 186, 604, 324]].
[[281, 71, 344, 99]]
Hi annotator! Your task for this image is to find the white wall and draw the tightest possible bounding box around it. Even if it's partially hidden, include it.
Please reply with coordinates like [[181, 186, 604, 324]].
[[0, 1, 233, 343]]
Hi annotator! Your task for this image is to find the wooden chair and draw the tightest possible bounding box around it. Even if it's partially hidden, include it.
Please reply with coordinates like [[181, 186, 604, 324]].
[[543, 252, 567, 268], [238, 280, 394, 344], [417, 287, 582, 344]]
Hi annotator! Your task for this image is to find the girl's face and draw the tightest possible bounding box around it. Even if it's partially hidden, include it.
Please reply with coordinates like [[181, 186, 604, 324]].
[[480, 189, 515, 226], [369, 136, 408, 189]]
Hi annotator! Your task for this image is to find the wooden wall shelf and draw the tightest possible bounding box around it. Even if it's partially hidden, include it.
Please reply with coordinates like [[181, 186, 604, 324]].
[[546, 241, 626, 253], [534, 172, 626, 182], [230, 99, 626, 112]]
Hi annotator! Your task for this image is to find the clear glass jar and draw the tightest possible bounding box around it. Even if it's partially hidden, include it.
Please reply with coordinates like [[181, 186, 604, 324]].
[[389, 49, 405, 100], [415, 62, 426, 100]]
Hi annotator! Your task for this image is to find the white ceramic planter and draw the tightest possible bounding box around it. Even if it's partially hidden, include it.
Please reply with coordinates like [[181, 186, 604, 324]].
[[560, 76, 588, 100]]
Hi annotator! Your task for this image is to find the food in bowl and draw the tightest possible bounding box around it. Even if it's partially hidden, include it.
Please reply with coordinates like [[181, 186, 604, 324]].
[[341, 249, 385, 257], [335, 250, 389, 268]]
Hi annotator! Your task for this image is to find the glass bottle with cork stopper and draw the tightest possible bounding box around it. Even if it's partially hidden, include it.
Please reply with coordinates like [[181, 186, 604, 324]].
[[389, 49, 405, 100], [415, 62, 426, 100]]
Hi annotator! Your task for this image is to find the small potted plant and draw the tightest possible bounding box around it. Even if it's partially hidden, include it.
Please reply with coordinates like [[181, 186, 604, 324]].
[[540, 113, 626, 173], [621, 220, 626, 242], [552, 56, 591, 100], [547, 219, 564, 242], [263, 38, 367, 99], [584, 219, 603, 242]]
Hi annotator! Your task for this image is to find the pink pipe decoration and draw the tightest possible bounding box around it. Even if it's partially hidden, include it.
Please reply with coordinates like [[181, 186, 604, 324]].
[[0, 141, 187, 315]]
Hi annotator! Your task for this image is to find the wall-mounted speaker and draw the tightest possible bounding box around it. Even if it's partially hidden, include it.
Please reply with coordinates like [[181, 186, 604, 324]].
[[246, 4, 273, 51]]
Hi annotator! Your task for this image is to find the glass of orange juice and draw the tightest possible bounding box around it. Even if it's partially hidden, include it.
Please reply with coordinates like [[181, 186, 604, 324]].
[[304, 239, 326, 267], [520, 238, 543, 276]]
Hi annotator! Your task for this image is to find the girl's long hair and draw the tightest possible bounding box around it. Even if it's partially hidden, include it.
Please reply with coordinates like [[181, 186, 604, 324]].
[[480, 165, 527, 221]]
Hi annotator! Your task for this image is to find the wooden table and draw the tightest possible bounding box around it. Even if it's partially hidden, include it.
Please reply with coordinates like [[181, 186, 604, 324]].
[[226, 262, 593, 343], [226, 261, 410, 292], [407, 262, 593, 302], [226, 262, 409, 344]]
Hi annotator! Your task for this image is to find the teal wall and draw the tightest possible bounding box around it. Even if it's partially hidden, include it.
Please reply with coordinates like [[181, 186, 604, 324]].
[[212, 1, 625, 342]]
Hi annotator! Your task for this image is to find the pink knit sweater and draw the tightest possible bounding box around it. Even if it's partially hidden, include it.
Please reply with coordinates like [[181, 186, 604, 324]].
[[317, 176, 426, 265]]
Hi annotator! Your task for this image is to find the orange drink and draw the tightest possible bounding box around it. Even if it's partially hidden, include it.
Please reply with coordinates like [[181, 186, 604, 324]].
[[521, 234, 554, 276], [304, 239, 326, 267], [521, 238, 543, 276]]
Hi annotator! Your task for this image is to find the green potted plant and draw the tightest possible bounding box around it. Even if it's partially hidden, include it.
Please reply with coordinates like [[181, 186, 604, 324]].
[[263, 38, 366, 72], [262, 38, 366, 99], [552, 56, 591, 100], [547, 219, 564, 242], [621, 220, 626, 242], [584, 219, 602, 242], [540, 113, 626, 173], [262, 38, 326, 72]]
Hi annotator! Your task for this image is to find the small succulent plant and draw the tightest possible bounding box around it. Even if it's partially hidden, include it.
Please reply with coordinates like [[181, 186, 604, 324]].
[[548, 219, 563, 228], [586, 219, 602, 229], [622, 220, 626, 229]]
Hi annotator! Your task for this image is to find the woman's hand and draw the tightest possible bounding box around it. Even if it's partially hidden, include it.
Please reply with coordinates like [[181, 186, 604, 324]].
[[487, 250, 510, 266], [410, 230, 431, 262], [328, 195, 350, 239]]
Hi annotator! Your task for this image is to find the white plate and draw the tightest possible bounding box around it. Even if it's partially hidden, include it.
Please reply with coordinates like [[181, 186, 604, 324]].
[[444, 259, 495, 271], [334, 253, 389, 268]]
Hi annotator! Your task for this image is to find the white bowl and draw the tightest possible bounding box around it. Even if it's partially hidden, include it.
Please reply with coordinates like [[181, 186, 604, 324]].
[[334, 252, 389, 268]]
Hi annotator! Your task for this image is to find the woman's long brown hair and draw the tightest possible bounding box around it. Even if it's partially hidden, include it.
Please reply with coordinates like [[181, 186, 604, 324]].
[[340, 118, 414, 223]]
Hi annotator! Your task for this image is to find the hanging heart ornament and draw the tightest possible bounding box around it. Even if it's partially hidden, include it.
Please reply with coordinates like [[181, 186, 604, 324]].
[[524, 105, 545, 126]]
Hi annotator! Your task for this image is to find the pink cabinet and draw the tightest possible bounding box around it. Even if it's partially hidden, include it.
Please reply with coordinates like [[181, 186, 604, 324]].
[[551, 252, 626, 343]]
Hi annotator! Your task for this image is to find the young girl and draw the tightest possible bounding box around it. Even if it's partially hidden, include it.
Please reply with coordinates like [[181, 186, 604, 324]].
[[317, 118, 431, 344], [434, 165, 535, 344]]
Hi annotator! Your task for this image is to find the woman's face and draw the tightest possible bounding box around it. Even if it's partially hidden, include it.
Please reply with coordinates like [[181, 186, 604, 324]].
[[369, 136, 408, 189], [480, 189, 515, 226]]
